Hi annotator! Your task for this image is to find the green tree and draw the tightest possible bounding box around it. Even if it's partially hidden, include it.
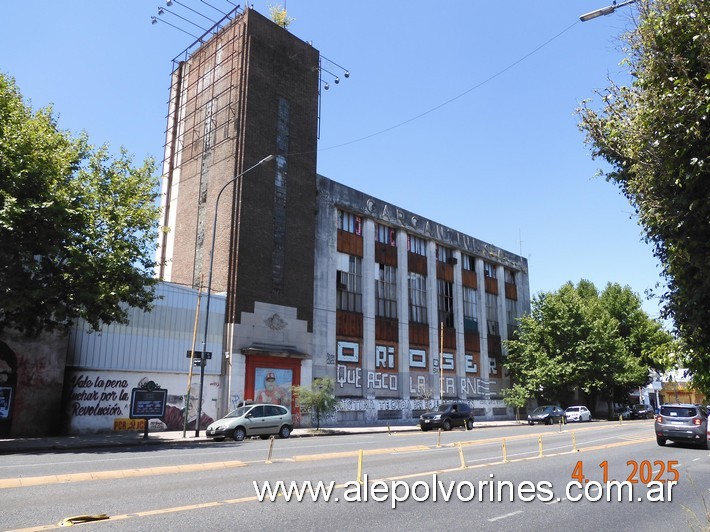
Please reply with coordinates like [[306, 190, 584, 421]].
[[505, 281, 674, 413], [292, 377, 338, 430], [0, 73, 160, 336], [577, 0, 710, 397], [502, 384, 529, 422]]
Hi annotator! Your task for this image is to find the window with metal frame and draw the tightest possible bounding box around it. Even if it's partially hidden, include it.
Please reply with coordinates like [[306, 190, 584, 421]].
[[336, 253, 362, 312], [408, 272, 428, 323], [437, 279, 454, 328], [375, 263, 398, 318]]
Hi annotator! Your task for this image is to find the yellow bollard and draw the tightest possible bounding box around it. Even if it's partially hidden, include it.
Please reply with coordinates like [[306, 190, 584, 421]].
[[357, 449, 364, 484], [387, 423, 391, 435], [572, 431, 577, 452], [458, 442, 467, 469], [538, 434, 543, 458], [265, 435, 275, 463], [437, 428, 442, 448], [619, 414, 623, 425], [502, 438, 508, 463]]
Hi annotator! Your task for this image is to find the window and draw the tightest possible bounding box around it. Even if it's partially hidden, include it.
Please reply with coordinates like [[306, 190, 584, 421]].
[[408, 272, 427, 323], [337, 253, 362, 312], [462, 255, 476, 272], [463, 286, 478, 332], [375, 263, 398, 318], [484, 261, 496, 279], [504, 269, 516, 285], [376, 224, 396, 246], [338, 210, 362, 235], [407, 234, 426, 256], [486, 292, 499, 336], [436, 245, 453, 263], [506, 298, 517, 337], [437, 279, 454, 328]]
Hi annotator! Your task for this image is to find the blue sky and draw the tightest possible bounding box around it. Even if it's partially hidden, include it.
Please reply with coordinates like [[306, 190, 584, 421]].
[[0, 1, 664, 320]]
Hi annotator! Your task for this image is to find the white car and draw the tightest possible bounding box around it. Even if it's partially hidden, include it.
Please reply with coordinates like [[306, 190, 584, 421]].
[[565, 405, 592, 422]]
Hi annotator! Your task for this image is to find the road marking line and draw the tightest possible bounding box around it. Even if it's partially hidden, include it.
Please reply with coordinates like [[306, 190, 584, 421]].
[[488, 510, 523, 522], [0, 460, 247, 489]]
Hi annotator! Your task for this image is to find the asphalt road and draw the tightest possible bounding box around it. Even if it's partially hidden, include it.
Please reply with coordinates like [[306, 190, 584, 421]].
[[2, 421, 709, 531]]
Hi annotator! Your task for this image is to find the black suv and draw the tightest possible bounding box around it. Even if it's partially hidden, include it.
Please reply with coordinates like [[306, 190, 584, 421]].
[[419, 402, 474, 431], [629, 403, 655, 420], [655, 404, 709, 449]]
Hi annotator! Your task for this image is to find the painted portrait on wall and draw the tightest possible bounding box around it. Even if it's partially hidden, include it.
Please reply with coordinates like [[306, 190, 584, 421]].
[[254, 368, 292, 406]]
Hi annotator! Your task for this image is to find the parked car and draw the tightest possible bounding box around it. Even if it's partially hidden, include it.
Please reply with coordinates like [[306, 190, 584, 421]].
[[609, 405, 632, 421], [629, 403, 655, 420], [528, 405, 565, 425], [655, 403, 709, 449], [419, 402, 474, 431], [564, 405, 592, 422], [206, 403, 293, 442]]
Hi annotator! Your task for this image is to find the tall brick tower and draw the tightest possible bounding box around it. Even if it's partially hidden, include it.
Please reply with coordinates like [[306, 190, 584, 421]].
[[157, 8, 319, 330]]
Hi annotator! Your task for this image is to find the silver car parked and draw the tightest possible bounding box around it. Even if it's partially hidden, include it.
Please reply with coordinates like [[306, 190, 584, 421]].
[[654, 403, 709, 449], [206, 403, 293, 442]]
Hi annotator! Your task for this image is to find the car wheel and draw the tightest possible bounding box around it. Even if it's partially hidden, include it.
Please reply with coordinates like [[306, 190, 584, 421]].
[[545, 417, 552, 425], [701, 437, 710, 451], [466, 418, 474, 430], [528, 420, 534, 425], [278, 425, 291, 439], [443, 419, 452, 431], [233, 427, 246, 442], [656, 437, 666, 447]]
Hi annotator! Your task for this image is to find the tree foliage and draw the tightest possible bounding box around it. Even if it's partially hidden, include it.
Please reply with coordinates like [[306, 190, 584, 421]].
[[0, 73, 161, 336], [292, 377, 338, 430], [268, 4, 294, 28], [577, 0, 710, 396], [502, 384, 528, 422], [505, 281, 675, 410]]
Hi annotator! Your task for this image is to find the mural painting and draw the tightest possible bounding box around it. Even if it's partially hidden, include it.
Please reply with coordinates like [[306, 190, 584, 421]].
[[160, 383, 214, 431], [65, 371, 219, 433], [254, 368, 292, 406], [0, 341, 16, 436]]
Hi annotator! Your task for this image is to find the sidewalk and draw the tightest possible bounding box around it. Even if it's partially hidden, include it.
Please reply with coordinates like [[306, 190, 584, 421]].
[[0, 421, 523, 454]]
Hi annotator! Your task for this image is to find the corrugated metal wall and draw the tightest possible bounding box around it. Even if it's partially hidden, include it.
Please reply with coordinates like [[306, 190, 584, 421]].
[[66, 282, 225, 374]]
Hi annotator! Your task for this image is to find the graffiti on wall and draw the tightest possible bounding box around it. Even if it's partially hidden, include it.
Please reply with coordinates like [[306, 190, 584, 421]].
[[69, 374, 130, 417], [66, 372, 219, 432], [335, 367, 496, 399]]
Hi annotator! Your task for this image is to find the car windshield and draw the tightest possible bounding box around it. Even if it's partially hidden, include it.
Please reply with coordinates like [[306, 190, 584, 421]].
[[566, 407, 580, 412], [225, 406, 251, 418], [631, 404, 646, 411], [532, 407, 551, 415], [438, 404, 451, 412]]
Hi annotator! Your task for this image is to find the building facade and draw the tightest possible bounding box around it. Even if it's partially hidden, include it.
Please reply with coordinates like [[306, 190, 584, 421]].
[[154, 7, 530, 426]]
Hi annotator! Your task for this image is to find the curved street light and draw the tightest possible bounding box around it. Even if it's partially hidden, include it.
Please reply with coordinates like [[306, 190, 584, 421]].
[[580, 0, 637, 22], [195, 154, 275, 436]]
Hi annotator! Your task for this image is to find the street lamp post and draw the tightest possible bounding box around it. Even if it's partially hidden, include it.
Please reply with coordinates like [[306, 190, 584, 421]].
[[579, 0, 637, 22], [194, 154, 274, 436]]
